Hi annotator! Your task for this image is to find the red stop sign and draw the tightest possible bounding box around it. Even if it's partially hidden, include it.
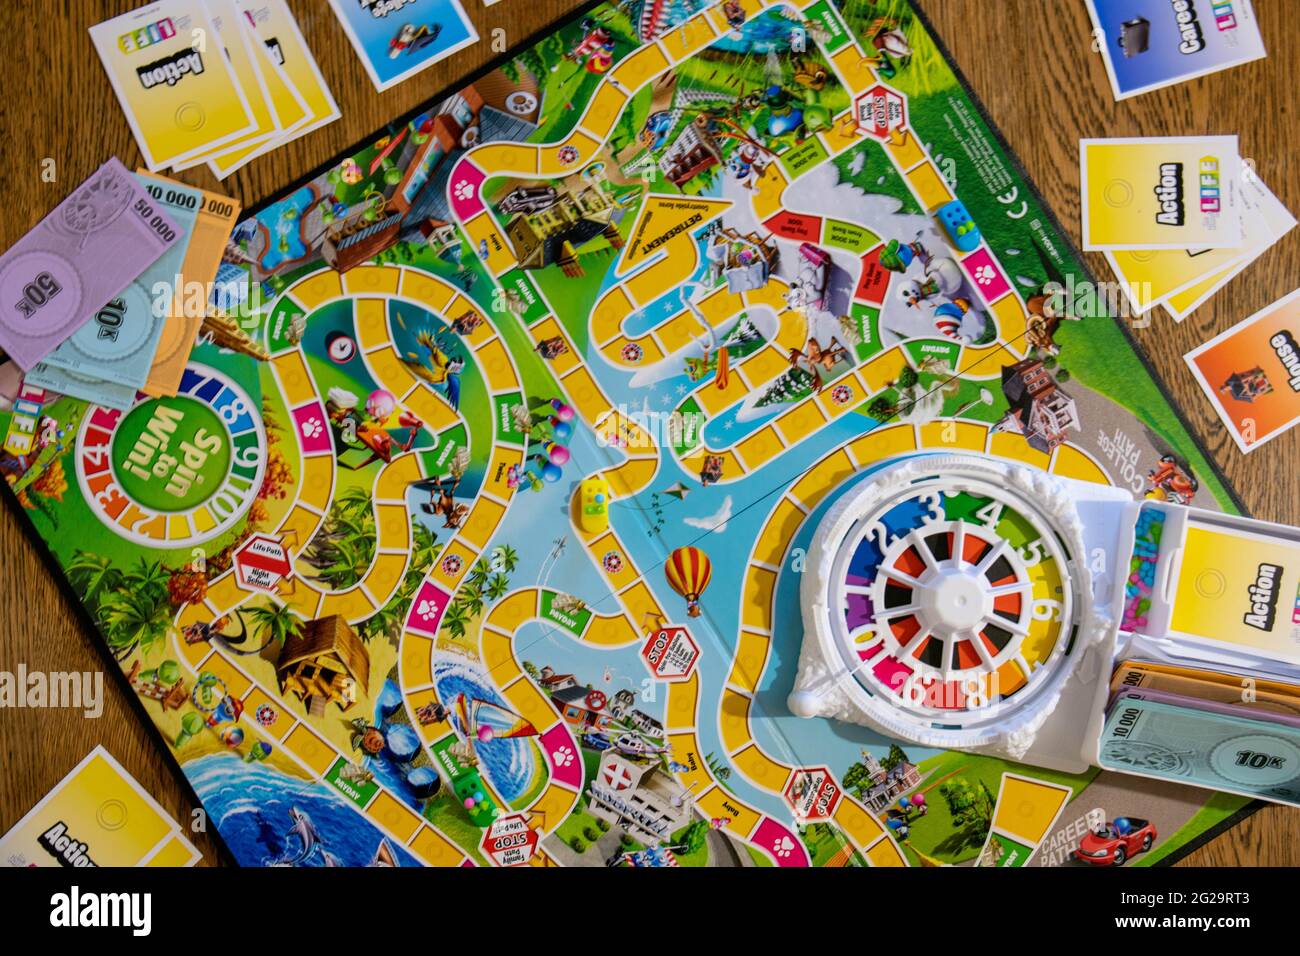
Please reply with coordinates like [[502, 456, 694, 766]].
[[640, 625, 700, 682], [481, 813, 539, 866]]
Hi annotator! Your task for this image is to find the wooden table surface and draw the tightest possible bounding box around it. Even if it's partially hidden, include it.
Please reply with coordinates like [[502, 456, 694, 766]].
[[2, 0, 1296, 866]]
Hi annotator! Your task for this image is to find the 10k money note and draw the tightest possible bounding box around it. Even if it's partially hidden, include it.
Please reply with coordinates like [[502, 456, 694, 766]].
[[1100, 696, 1300, 803]]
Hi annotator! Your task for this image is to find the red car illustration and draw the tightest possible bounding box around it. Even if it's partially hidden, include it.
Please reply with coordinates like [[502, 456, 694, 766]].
[[1075, 817, 1157, 866], [1145, 455, 1198, 505]]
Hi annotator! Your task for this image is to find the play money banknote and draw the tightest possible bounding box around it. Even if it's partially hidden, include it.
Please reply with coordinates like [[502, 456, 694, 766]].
[[26, 175, 202, 405], [0, 158, 179, 369], [138, 173, 240, 397], [22, 367, 139, 412], [1100, 696, 1300, 803]]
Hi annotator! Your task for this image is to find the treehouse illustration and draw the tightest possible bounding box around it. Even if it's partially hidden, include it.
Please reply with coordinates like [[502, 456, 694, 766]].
[[275, 615, 371, 717]]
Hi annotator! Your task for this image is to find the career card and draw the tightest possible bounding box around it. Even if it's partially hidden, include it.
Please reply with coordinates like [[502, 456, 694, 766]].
[[1085, 0, 1266, 100], [0, 158, 179, 370], [1081, 136, 1243, 250], [89, 0, 257, 171], [329, 0, 479, 92], [1184, 287, 1300, 451], [0, 746, 197, 867]]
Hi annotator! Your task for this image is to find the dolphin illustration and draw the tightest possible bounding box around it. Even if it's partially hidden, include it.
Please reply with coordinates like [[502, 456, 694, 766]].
[[269, 806, 322, 866]]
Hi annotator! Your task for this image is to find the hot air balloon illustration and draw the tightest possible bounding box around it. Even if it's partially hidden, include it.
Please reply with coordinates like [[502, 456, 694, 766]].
[[664, 546, 712, 618]]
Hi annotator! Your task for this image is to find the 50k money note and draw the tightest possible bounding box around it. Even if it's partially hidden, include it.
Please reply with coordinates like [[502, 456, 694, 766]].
[[0, 158, 178, 370]]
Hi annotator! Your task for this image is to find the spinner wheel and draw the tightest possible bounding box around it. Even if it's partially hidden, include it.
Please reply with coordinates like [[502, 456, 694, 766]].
[[790, 454, 1094, 751]]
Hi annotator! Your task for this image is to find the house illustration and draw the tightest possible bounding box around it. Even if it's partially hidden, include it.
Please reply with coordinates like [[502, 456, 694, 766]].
[[992, 358, 1081, 453], [858, 750, 923, 813]]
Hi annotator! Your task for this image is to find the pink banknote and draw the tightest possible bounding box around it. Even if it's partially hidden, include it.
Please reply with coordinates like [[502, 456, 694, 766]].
[[0, 157, 179, 369]]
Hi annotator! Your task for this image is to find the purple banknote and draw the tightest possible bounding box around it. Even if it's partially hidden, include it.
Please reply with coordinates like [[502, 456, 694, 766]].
[[0, 157, 179, 369]]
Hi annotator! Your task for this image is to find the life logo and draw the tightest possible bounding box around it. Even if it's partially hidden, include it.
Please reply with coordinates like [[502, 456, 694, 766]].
[[1209, 0, 1242, 31], [116, 16, 176, 54], [1157, 156, 1224, 225], [1197, 155, 1223, 215]]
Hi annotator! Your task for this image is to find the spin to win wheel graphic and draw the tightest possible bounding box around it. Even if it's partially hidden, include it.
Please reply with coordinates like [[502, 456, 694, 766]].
[[791, 455, 1094, 752]]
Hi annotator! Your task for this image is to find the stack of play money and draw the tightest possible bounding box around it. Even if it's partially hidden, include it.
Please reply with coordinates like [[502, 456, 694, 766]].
[[0, 158, 240, 410]]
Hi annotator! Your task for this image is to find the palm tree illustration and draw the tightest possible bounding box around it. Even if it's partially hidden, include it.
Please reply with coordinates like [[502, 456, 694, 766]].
[[246, 600, 304, 647]]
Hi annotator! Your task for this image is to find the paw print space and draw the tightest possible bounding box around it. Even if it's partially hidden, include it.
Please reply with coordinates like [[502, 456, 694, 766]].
[[301, 416, 323, 438], [551, 745, 575, 768], [453, 179, 476, 201]]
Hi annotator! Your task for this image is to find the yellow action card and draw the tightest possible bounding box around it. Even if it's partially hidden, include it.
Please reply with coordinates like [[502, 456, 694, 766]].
[[237, 0, 339, 140], [171, 0, 287, 171], [1108, 169, 1295, 315], [0, 747, 199, 867], [89, 0, 256, 171], [1081, 137, 1242, 250], [207, 6, 311, 178]]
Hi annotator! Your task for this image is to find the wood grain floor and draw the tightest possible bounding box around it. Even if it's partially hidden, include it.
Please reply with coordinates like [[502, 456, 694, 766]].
[[1, 0, 1296, 866]]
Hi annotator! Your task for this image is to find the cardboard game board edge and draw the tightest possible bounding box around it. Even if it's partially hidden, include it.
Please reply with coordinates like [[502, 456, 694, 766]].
[[0, 0, 1255, 869]]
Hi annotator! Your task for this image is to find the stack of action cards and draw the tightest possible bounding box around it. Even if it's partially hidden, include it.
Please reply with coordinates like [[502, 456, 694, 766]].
[[90, 0, 339, 180], [0, 158, 240, 410], [1081, 136, 1296, 322], [1101, 660, 1300, 805]]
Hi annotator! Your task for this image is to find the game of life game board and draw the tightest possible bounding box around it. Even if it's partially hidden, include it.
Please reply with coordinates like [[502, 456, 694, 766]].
[[0, 0, 1253, 867]]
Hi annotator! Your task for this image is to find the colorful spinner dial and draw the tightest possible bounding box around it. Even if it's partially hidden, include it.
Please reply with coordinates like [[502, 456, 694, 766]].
[[792, 455, 1092, 750]]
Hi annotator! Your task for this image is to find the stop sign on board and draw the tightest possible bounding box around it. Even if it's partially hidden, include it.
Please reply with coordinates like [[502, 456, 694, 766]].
[[854, 85, 905, 140], [481, 813, 539, 866], [640, 625, 700, 682], [784, 767, 842, 821], [234, 534, 293, 593]]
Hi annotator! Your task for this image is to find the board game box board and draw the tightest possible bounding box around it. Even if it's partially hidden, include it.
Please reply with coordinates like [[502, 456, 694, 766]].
[[0, 0, 1255, 867]]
